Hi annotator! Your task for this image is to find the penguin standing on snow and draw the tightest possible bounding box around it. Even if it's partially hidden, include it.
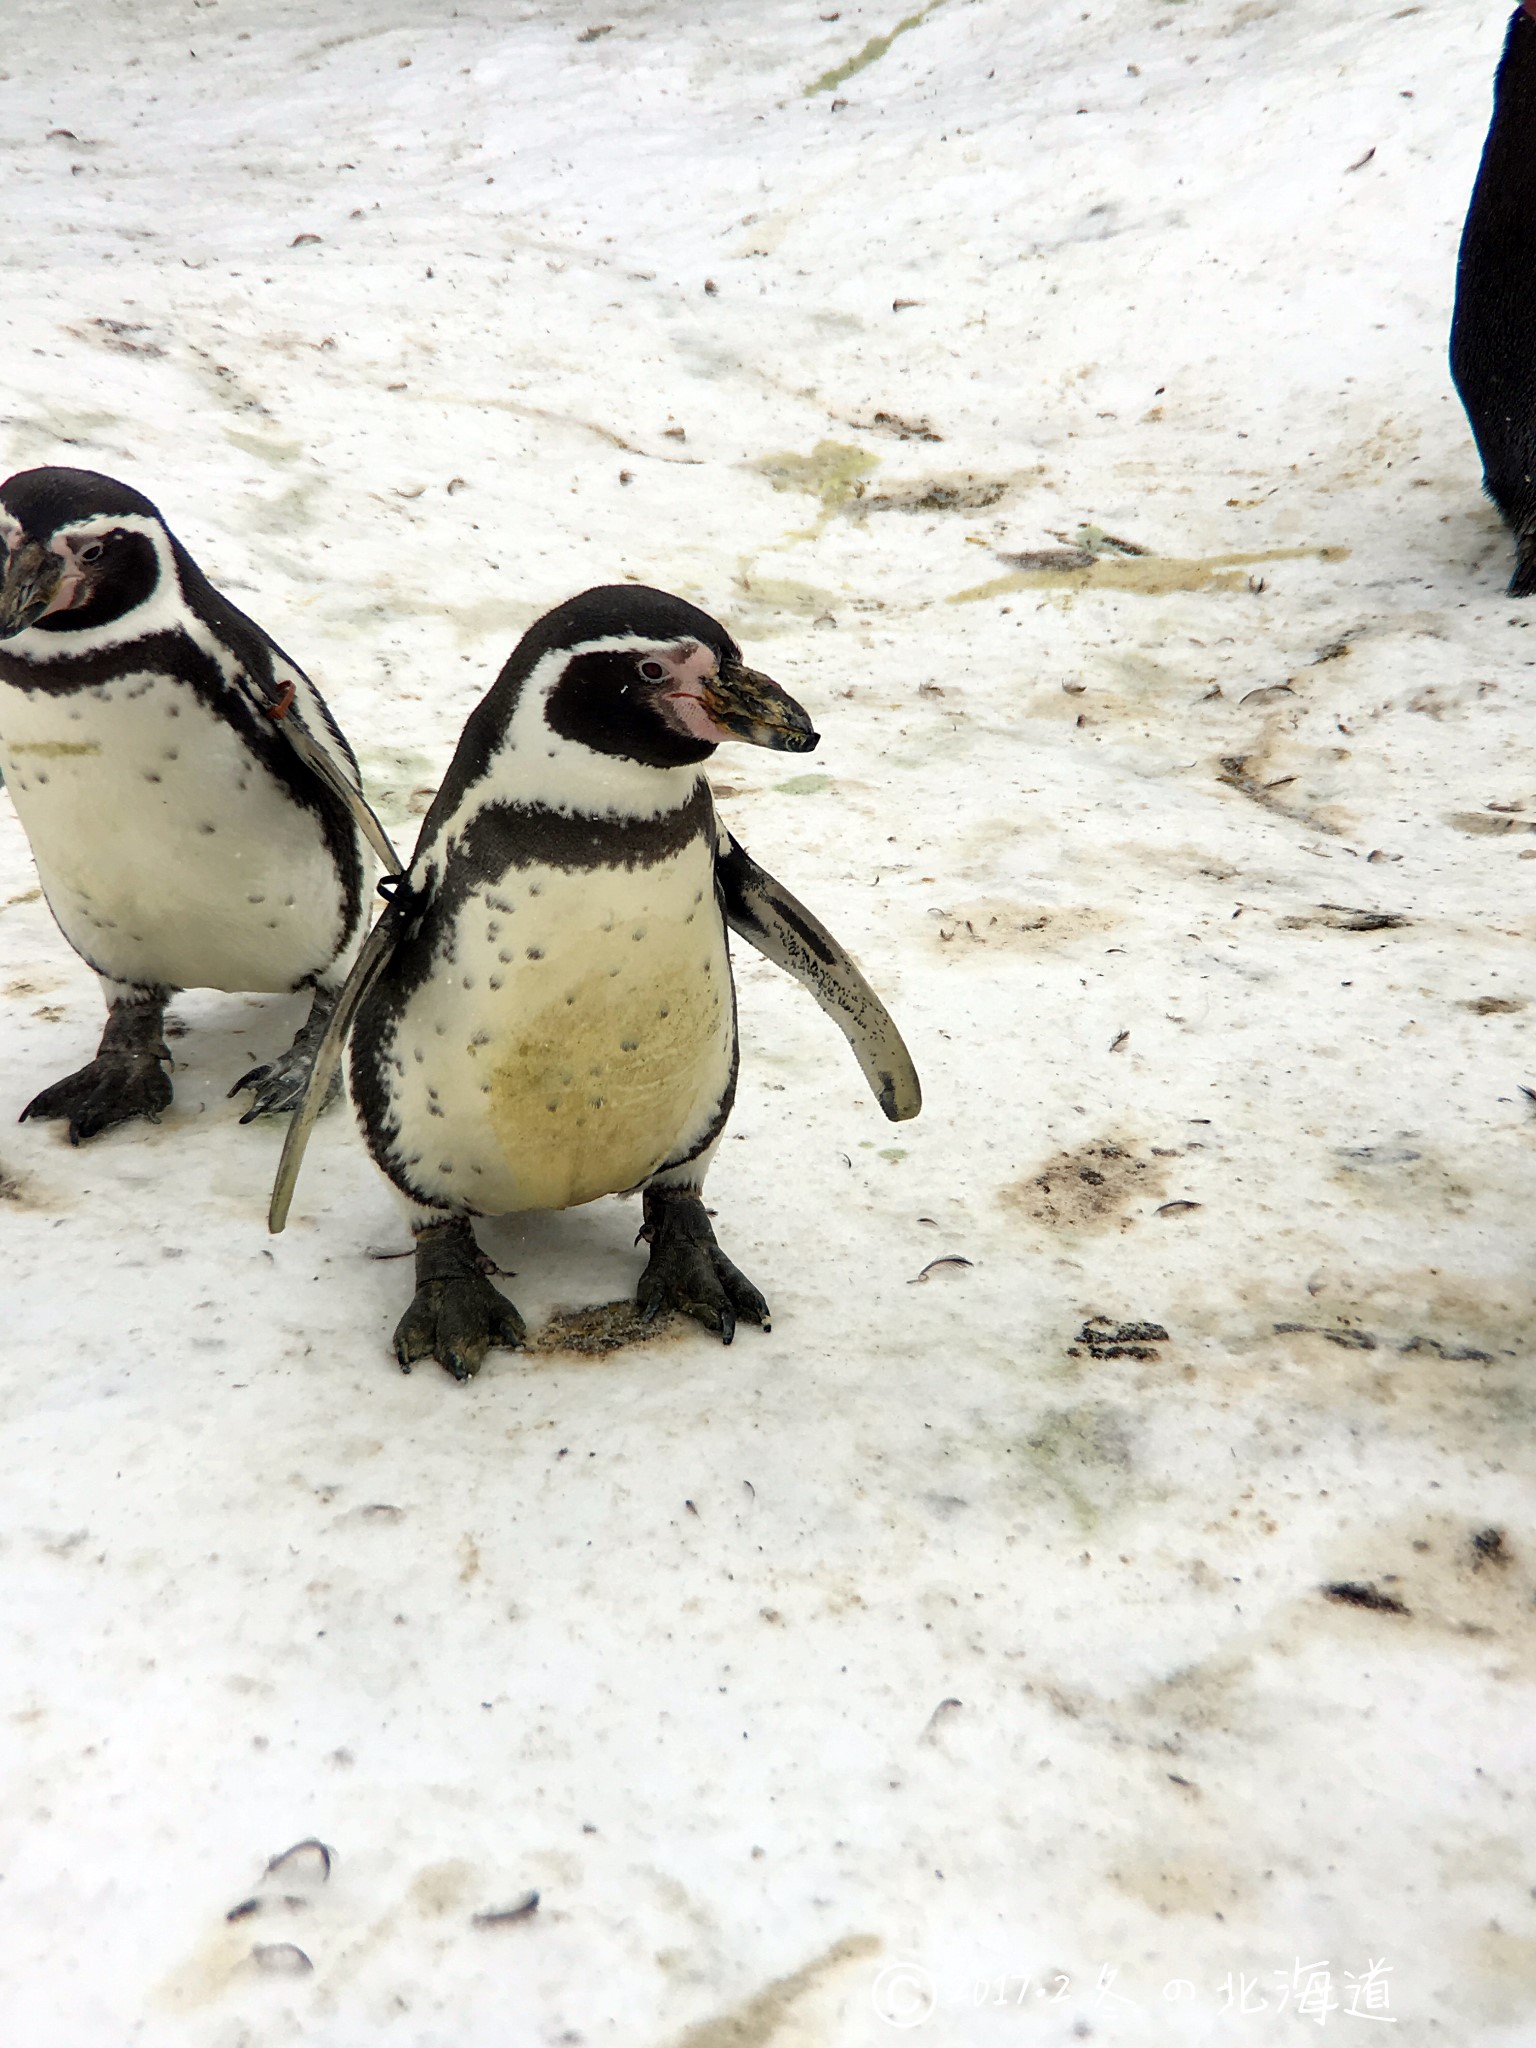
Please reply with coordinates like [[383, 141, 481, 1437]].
[[270, 585, 921, 1379], [1451, 3, 1536, 594], [0, 466, 398, 1142]]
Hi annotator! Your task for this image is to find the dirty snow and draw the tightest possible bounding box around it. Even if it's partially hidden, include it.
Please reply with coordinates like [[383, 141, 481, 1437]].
[[1, 1, 1533, 2042]]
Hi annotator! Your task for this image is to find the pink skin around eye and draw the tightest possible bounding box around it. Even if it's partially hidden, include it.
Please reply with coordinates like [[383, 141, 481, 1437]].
[[652, 641, 735, 744], [36, 540, 87, 620]]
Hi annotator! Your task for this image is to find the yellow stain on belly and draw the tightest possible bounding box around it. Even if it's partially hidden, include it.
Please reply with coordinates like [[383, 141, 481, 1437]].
[[5, 740, 103, 758], [486, 948, 726, 1211]]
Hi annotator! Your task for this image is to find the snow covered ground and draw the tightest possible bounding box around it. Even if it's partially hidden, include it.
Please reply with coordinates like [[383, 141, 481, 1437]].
[[1, 0, 1534, 2040]]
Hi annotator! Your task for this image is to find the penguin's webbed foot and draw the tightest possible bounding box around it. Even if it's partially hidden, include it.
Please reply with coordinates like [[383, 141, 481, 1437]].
[[394, 1216, 525, 1381], [230, 989, 340, 1123], [230, 1048, 342, 1122], [21, 1050, 174, 1144], [636, 1185, 770, 1346]]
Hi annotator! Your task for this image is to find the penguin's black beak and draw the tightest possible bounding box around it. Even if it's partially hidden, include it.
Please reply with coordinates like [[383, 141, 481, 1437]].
[[703, 657, 820, 754], [0, 541, 65, 640]]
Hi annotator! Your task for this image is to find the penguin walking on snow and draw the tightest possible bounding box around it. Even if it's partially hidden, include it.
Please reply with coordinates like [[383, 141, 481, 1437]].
[[269, 585, 921, 1379], [1451, 3, 1536, 594], [0, 466, 398, 1142]]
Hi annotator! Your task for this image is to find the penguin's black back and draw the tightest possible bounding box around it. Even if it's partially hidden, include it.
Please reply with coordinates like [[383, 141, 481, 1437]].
[[1451, 7, 1536, 592]]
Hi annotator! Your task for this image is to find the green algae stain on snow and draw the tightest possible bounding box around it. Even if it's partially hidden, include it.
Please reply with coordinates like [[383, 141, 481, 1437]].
[[749, 441, 877, 513], [949, 544, 1349, 603], [805, 1, 949, 96]]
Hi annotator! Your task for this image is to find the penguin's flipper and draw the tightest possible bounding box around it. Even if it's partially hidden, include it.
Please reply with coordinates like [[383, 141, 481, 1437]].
[[715, 831, 922, 1123], [268, 909, 401, 1233], [278, 710, 404, 877]]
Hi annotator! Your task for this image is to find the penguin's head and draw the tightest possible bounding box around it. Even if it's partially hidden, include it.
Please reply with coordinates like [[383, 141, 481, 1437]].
[[0, 467, 176, 642], [518, 585, 820, 771]]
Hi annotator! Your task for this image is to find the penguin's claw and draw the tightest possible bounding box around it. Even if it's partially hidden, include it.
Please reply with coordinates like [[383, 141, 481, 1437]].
[[393, 1274, 526, 1379], [21, 1052, 173, 1145], [394, 1217, 525, 1380], [231, 991, 344, 1122], [230, 1051, 341, 1124], [636, 1187, 770, 1346]]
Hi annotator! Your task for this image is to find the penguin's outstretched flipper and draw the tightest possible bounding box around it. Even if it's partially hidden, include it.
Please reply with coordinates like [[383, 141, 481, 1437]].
[[268, 901, 404, 1232], [714, 831, 921, 1123]]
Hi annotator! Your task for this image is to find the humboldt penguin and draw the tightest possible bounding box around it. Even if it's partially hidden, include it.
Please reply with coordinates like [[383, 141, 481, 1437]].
[[1451, 3, 1536, 594], [270, 584, 921, 1379], [0, 466, 398, 1141]]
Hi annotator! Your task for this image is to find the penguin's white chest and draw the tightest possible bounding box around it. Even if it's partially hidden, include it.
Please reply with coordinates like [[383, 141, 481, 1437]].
[[384, 840, 734, 1214], [0, 671, 347, 992]]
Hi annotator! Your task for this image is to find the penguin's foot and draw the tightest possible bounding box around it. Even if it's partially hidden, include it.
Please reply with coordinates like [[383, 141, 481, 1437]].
[[230, 988, 340, 1123], [393, 1216, 526, 1381], [636, 1185, 770, 1345], [21, 1051, 174, 1144], [21, 993, 173, 1144]]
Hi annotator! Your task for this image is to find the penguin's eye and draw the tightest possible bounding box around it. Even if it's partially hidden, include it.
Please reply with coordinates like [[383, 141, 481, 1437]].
[[78, 540, 106, 564], [637, 659, 667, 683]]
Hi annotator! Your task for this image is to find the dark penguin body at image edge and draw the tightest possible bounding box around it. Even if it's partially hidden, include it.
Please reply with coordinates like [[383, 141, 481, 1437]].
[[0, 466, 397, 1141], [270, 585, 921, 1380], [1451, 3, 1536, 594]]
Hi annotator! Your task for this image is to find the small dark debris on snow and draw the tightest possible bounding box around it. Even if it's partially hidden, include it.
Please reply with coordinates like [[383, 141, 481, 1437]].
[[1471, 1526, 1510, 1569], [1345, 145, 1377, 172], [999, 546, 1096, 571], [291, 233, 322, 247], [1109, 1029, 1130, 1053], [226, 1898, 261, 1923], [1317, 903, 1409, 932], [1239, 683, 1295, 705], [264, 1838, 332, 1883], [1077, 1317, 1168, 1361], [1322, 1581, 1409, 1615], [869, 476, 1009, 514], [1155, 1199, 1201, 1215], [473, 1890, 540, 1926], [909, 1256, 974, 1284], [577, 24, 613, 41], [1311, 637, 1354, 663], [919, 1697, 964, 1742], [1399, 1335, 1494, 1362], [1275, 1322, 1378, 1351], [859, 410, 942, 441], [892, 297, 923, 311]]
